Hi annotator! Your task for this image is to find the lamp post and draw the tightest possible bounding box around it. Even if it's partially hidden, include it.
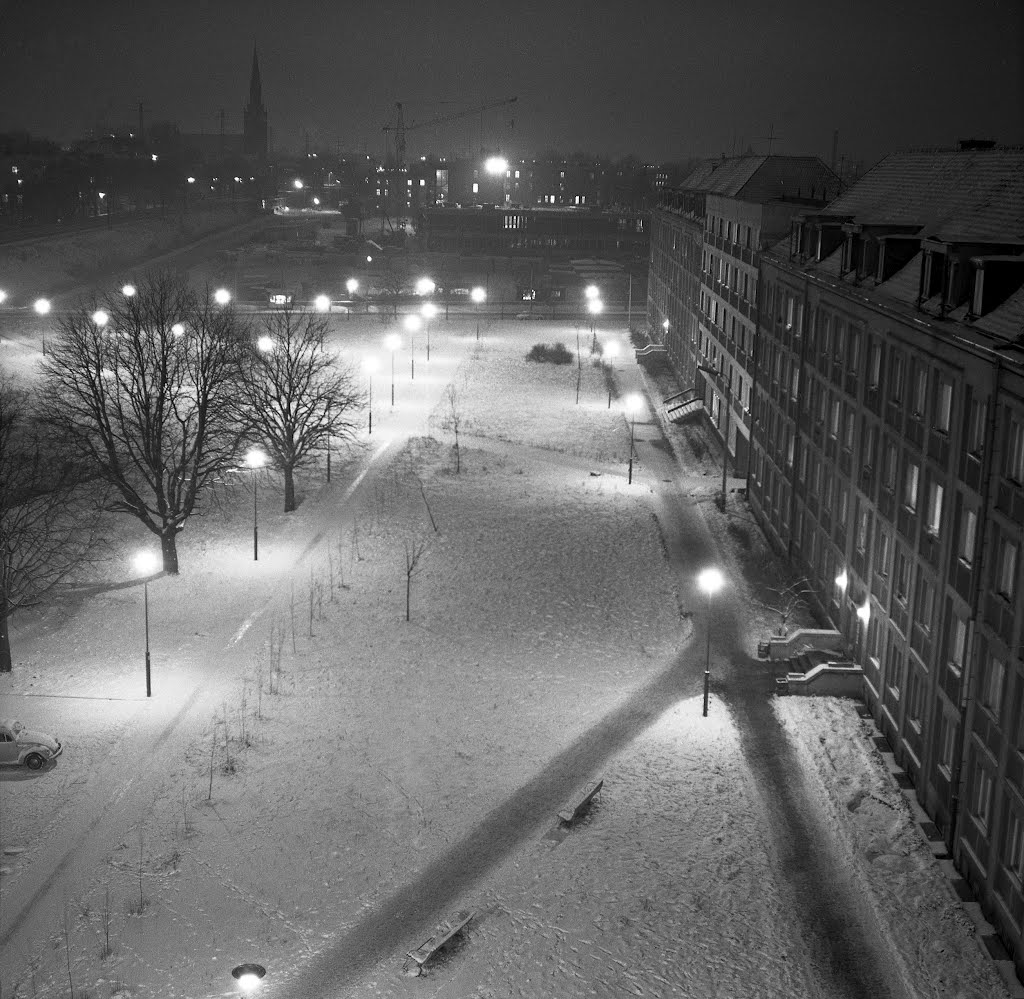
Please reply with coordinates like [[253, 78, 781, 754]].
[[587, 298, 603, 351], [471, 286, 486, 340], [404, 314, 421, 380], [214, 288, 231, 306], [604, 341, 619, 408], [134, 551, 160, 697], [314, 294, 331, 313], [363, 356, 378, 433], [346, 278, 358, 320], [325, 399, 332, 483], [697, 567, 724, 717], [232, 963, 267, 992], [33, 298, 51, 316], [385, 333, 401, 405], [421, 301, 437, 360], [625, 393, 643, 484], [246, 449, 266, 560], [696, 363, 730, 507], [856, 597, 871, 659]]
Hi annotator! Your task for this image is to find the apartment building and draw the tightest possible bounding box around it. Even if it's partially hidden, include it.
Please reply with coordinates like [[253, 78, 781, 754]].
[[648, 155, 838, 473], [746, 147, 1024, 970]]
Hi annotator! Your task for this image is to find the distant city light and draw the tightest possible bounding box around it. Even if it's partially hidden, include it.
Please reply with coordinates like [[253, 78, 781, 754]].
[[484, 156, 508, 175]]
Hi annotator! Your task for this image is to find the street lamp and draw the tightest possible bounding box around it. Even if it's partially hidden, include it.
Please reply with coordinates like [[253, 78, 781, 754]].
[[835, 569, 849, 594], [385, 333, 401, 405], [363, 356, 379, 433], [121, 283, 137, 298], [245, 449, 266, 561], [257, 335, 275, 353], [421, 301, 437, 360], [134, 551, 160, 698], [232, 964, 266, 992], [604, 341, 619, 408], [697, 568, 724, 717], [171, 322, 185, 337], [33, 298, 51, 315], [584, 284, 599, 301], [214, 288, 231, 306], [415, 277, 435, 296], [625, 393, 643, 484], [404, 314, 421, 379], [314, 294, 330, 313], [587, 297, 603, 349], [346, 278, 358, 320], [471, 286, 486, 340], [92, 309, 109, 326], [0, 290, 7, 305]]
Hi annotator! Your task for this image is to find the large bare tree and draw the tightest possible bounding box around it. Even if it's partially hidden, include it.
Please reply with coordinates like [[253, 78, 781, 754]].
[[0, 373, 106, 672], [39, 272, 249, 574], [239, 309, 363, 512]]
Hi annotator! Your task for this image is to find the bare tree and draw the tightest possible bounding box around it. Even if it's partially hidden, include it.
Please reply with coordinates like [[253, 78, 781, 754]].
[[441, 383, 465, 474], [239, 309, 363, 512], [39, 272, 249, 574], [0, 374, 107, 672], [404, 538, 428, 622]]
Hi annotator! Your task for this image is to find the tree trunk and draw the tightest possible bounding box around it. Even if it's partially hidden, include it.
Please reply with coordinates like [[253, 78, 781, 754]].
[[0, 587, 12, 673], [160, 528, 180, 575], [284, 466, 296, 512]]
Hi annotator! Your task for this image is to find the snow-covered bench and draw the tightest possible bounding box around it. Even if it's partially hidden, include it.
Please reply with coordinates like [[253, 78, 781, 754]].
[[558, 779, 603, 824], [404, 909, 476, 974]]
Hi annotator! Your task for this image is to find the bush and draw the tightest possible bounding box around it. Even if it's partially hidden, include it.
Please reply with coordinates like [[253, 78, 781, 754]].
[[526, 342, 574, 365]]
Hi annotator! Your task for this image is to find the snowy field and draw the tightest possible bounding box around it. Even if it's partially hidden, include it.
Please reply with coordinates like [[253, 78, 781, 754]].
[[0, 305, 1011, 999]]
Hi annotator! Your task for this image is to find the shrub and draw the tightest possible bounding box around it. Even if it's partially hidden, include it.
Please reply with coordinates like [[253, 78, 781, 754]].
[[526, 342, 574, 365]]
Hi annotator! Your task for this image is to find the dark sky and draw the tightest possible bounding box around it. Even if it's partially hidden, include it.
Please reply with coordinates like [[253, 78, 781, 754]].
[[1, 0, 1021, 169]]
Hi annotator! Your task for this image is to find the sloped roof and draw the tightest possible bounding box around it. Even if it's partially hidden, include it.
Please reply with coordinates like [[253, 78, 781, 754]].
[[678, 155, 838, 203], [817, 149, 1024, 243]]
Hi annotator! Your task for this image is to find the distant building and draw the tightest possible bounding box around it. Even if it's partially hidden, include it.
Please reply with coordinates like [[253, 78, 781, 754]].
[[648, 154, 840, 473], [746, 147, 1024, 973]]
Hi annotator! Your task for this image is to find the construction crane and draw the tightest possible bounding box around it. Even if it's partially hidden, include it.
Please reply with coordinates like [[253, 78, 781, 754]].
[[383, 96, 517, 168]]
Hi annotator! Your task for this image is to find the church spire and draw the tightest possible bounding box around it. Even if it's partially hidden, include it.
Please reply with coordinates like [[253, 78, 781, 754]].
[[249, 47, 262, 108], [243, 46, 268, 161]]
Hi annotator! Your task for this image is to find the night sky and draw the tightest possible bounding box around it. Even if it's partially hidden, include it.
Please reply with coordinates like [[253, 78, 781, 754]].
[[1, 0, 1021, 169]]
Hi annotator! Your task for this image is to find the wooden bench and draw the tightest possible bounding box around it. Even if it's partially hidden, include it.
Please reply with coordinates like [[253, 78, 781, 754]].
[[557, 779, 603, 824], [405, 909, 476, 974]]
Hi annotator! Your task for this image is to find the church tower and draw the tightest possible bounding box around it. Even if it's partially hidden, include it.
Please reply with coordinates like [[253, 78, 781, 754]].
[[243, 47, 268, 160]]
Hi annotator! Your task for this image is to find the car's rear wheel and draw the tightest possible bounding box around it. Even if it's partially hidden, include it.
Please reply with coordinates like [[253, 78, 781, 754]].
[[24, 753, 45, 770]]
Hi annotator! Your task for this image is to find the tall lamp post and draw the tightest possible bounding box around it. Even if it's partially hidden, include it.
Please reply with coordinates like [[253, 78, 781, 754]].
[[697, 567, 725, 717], [134, 551, 160, 697], [587, 298, 603, 351], [385, 333, 401, 405], [421, 301, 437, 361], [696, 363, 730, 507], [404, 314, 421, 380], [364, 356, 378, 433], [625, 393, 643, 484], [604, 341, 619, 408], [346, 278, 358, 321], [471, 286, 486, 341], [246, 449, 266, 560]]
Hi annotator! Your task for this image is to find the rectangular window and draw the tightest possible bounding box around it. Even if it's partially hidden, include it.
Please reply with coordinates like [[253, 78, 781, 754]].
[[1006, 417, 1024, 483], [968, 396, 986, 456], [983, 656, 1006, 721], [862, 421, 878, 471], [868, 341, 882, 389], [843, 410, 855, 451], [948, 616, 967, 677], [895, 550, 910, 604], [934, 378, 953, 433], [938, 713, 957, 777], [888, 640, 904, 699], [875, 528, 891, 577], [891, 353, 905, 403], [1006, 811, 1024, 882], [972, 761, 994, 830], [925, 481, 944, 536], [848, 330, 861, 373], [856, 505, 870, 552], [959, 508, 977, 564], [837, 487, 849, 528], [883, 441, 898, 491], [906, 669, 923, 730], [914, 571, 935, 632], [904, 461, 920, 512], [912, 365, 928, 417], [830, 398, 841, 438], [998, 539, 1019, 600]]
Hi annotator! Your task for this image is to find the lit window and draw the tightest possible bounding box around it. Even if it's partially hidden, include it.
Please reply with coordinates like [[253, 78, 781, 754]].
[[948, 616, 967, 677], [938, 713, 957, 777], [1006, 811, 1024, 882], [903, 462, 919, 511], [925, 481, 944, 536], [972, 762, 994, 829], [912, 366, 928, 417], [997, 539, 1018, 600], [968, 397, 986, 457], [867, 342, 882, 388], [959, 509, 977, 564], [1006, 417, 1024, 483], [934, 378, 953, 432]]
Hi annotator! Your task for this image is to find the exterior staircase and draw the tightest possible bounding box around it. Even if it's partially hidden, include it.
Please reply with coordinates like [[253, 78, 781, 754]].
[[663, 388, 703, 423]]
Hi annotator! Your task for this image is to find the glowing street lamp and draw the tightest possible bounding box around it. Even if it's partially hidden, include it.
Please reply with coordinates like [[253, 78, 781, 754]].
[[587, 297, 603, 347], [471, 286, 486, 339], [697, 568, 725, 717], [231, 964, 266, 992], [293, 178, 304, 190], [385, 333, 401, 405], [346, 278, 358, 320], [171, 322, 185, 337], [133, 551, 160, 698], [214, 288, 231, 306], [257, 335, 275, 353], [245, 449, 267, 560], [625, 393, 643, 484], [0, 290, 7, 305], [421, 301, 437, 360], [363, 356, 379, 434], [484, 156, 508, 175], [415, 277, 435, 296], [314, 294, 331, 313], [33, 298, 51, 315], [584, 284, 599, 301], [121, 283, 137, 298], [404, 314, 421, 379], [92, 309, 109, 327]]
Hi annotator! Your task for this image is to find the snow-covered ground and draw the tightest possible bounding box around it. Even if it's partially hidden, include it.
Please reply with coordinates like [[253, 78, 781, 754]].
[[0, 307, 1011, 999]]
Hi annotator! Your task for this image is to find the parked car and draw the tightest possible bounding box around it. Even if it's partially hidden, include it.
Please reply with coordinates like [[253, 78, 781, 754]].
[[0, 719, 62, 770]]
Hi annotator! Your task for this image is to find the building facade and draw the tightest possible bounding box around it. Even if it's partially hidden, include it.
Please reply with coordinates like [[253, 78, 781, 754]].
[[746, 148, 1024, 971], [648, 156, 839, 475]]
